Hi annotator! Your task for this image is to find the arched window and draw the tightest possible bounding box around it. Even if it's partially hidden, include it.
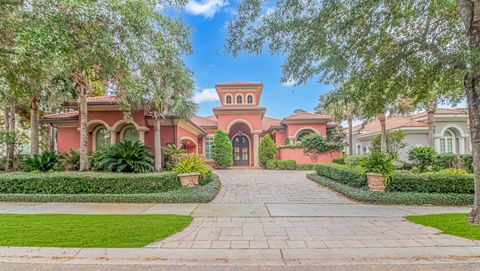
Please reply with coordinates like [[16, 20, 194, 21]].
[[440, 129, 455, 153], [95, 126, 111, 150], [122, 127, 139, 142], [247, 95, 253, 104], [236, 95, 243, 104], [296, 129, 314, 142], [226, 95, 232, 104]]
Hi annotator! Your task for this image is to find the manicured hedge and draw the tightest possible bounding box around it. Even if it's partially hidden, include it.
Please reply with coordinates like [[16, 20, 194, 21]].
[[307, 173, 473, 206], [0, 174, 221, 203], [0, 172, 181, 194], [266, 159, 316, 170], [388, 171, 474, 194], [315, 163, 367, 188]]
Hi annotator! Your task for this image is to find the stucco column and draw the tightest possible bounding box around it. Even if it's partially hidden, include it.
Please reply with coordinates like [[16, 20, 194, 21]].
[[139, 131, 145, 143], [288, 136, 295, 145], [110, 131, 116, 145], [433, 137, 440, 152], [459, 137, 466, 154], [253, 131, 261, 167]]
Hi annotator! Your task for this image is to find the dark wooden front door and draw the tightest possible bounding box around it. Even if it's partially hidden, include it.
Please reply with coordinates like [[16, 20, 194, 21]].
[[233, 135, 249, 166]]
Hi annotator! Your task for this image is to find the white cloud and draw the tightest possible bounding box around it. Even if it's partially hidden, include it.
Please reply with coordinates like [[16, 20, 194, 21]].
[[193, 88, 219, 103], [185, 0, 227, 18], [282, 78, 296, 87]]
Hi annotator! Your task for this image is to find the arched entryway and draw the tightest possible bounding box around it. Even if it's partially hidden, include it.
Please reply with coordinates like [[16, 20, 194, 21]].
[[232, 134, 250, 166]]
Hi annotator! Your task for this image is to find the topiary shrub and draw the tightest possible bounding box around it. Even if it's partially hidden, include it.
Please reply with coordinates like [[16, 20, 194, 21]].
[[408, 146, 436, 172], [173, 155, 212, 184], [259, 134, 277, 168], [266, 159, 278, 169], [277, 160, 287, 169], [212, 130, 233, 168], [285, 160, 297, 170], [344, 154, 368, 166], [316, 163, 367, 187], [387, 170, 474, 194], [23, 151, 59, 172], [101, 140, 154, 173]]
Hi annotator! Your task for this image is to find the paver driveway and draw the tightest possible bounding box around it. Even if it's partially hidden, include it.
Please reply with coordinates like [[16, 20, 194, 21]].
[[149, 170, 479, 250]]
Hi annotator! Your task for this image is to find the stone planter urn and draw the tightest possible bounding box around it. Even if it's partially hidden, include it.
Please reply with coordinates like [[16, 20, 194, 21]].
[[178, 173, 200, 188], [366, 173, 386, 192]]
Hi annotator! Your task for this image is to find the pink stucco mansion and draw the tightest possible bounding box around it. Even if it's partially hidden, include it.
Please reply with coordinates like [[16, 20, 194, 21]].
[[43, 82, 341, 167]]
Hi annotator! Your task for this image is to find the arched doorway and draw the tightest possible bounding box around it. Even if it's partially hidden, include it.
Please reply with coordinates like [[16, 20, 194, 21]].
[[232, 134, 249, 166]]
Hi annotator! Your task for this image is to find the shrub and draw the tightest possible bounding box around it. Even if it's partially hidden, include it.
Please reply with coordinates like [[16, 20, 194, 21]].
[[88, 147, 110, 171], [332, 157, 345, 164], [433, 154, 474, 173], [173, 155, 212, 184], [433, 153, 456, 170], [408, 146, 436, 172], [0, 172, 180, 194], [315, 163, 367, 187], [300, 133, 343, 154], [296, 164, 317, 170], [259, 134, 277, 168], [285, 160, 296, 170], [344, 154, 368, 166], [387, 171, 474, 194], [276, 160, 287, 170], [359, 150, 396, 184], [23, 151, 59, 172], [266, 159, 278, 169], [60, 149, 80, 170], [162, 144, 186, 170], [101, 141, 154, 173], [460, 154, 474, 173], [371, 130, 407, 159], [212, 130, 233, 168]]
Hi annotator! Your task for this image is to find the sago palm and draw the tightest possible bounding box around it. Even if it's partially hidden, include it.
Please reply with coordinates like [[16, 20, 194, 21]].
[[101, 141, 154, 173]]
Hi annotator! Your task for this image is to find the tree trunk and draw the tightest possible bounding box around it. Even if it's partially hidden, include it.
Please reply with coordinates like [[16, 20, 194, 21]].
[[48, 124, 56, 152], [79, 93, 89, 171], [30, 98, 40, 155], [465, 74, 480, 225], [6, 99, 15, 171], [347, 113, 353, 155], [154, 118, 162, 171], [426, 99, 437, 147], [4, 102, 10, 170], [378, 113, 387, 154]]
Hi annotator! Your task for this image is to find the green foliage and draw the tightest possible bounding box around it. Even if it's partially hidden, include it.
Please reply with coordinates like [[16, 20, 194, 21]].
[[275, 160, 297, 170], [371, 131, 407, 159], [434, 153, 474, 173], [0, 174, 221, 204], [300, 133, 343, 154], [0, 214, 192, 248], [408, 146, 437, 172], [344, 155, 369, 166], [259, 134, 277, 168], [162, 144, 186, 171], [0, 172, 180, 194], [332, 157, 345, 164], [406, 214, 480, 240], [266, 159, 278, 170], [88, 147, 110, 171], [359, 150, 396, 184], [307, 173, 473, 206], [172, 155, 212, 184], [212, 130, 233, 168], [101, 141, 154, 173], [60, 149, 80, 170], [315, 163, 367, 188], [295, 164, 317, 170], [23, 151, 59, 172], [388, 171, 474, 194], [326, 127, 346, 144]]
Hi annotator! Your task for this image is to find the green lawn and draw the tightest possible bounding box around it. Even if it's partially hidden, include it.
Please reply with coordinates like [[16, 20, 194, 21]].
[[406, 213, 480, 240], [0, 214, 192, 248]]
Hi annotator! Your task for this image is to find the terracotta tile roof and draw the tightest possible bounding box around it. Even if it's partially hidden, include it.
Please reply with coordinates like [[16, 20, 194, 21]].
[[283, 112, 331, 121], [351, 116, 427, 135], [262, 116, 282, 131], [64, 96, 119, 106], [43, 111, 79, 120], [411, 108, 467, 119], [327, 121, 339, 127], [190, 115, 218, 127]]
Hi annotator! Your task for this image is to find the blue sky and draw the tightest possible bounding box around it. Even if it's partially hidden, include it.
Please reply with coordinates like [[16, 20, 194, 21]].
[[177, 0, 331, 119]]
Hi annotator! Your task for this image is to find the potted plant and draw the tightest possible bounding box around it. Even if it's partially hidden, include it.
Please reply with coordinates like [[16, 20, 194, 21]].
[[360, 150, 396, 192], [173, 155, 212, 187]]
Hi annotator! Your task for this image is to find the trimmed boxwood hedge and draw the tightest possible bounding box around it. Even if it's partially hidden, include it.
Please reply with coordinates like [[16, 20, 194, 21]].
[[0, 174, 221, 203], [0, 172, 181, 194], [307, 173, 473, 206], [388, 171, 474, 194], [315, 163, 367, 188]]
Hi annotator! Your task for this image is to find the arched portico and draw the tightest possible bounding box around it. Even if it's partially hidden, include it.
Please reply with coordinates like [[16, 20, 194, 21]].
[[226, 119, 260, 167], [178, 136, 198, 154]]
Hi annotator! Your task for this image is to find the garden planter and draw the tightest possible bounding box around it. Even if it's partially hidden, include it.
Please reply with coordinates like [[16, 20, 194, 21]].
[[366, 173, 386, 192], [178, 173, 200, 187]]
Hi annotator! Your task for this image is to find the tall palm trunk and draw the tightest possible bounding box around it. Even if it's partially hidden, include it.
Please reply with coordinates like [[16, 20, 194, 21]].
[[465, 74, 480, 225], [6, 99, 15, 171], [426, 99, 437, 147], [154, 118, 162, 171], [378, 113, 387, 154], [347, 113, 353, 155], [73, 70, 91, 171], [48, 124, 56, 152], [30, 98, 40, 155]]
